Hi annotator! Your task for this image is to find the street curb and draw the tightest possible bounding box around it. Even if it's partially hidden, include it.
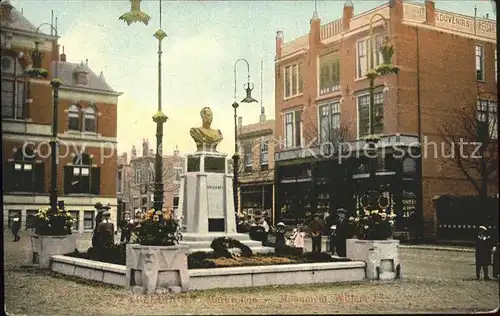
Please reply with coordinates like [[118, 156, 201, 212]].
[[399, 245, 474, 253]]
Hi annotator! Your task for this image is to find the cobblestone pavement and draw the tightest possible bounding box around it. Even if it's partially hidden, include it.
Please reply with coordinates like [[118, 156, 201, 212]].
[[4, 231, 499, 315]]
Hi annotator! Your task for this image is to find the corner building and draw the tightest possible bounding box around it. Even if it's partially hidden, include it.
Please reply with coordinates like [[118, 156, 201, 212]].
[[273, 0, 497, 238], [1, 2, 122, 233]]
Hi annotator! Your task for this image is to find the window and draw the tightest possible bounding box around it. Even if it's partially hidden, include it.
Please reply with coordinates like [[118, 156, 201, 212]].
[[476, 45, 484, 81], [260, 140, 269, 170], [173, 167, 182, 182], [63, 153, 100, 194], [26, 210, 37, 230], [283, 111, 302, 148], [319, 53, 340, 95], [244, 142, 253, 172], [117, 171, 122, 193], [133, 197, 139, 208], [1, 54, 26, 119], [319, 101, 341, 143], [356, 35, 383, 78], [358, 92, 384, 138], [69, 211, 79, 231], [135, 169, 142, 184], [284, 64, 303, 99], [68, 105, 80, 131], [83, 211, 94, 230], [3, 148, 44, 193], [83, 107, 96, 132], [495, 49, 497, 83], [173, 197, 180, 211], [477, 99, 498, 139], [8, 210, 21, 228]]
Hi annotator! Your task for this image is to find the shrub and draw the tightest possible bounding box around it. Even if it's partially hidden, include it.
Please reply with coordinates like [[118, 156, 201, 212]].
[[133, 209, 180, 246], [187, 252, 216, 269], [34, 207, 73, 236], [210, 237, 252, 258]]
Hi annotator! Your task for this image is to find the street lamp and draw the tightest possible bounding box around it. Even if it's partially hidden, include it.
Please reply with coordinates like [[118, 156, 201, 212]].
[[24, 23, 61, 213], [364, 14, 399, 211], [232, 59, 258, 214]]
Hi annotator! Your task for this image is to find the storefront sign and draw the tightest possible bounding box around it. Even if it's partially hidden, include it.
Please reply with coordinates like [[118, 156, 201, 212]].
[[403, 3, 425, 22], [206, 174, 224, 218], [402, 190, 416, 214], [434, 11, 496, 38]]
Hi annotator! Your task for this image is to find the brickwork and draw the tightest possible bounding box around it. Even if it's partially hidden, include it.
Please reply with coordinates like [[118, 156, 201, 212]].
[[274, 0, 497, 236]]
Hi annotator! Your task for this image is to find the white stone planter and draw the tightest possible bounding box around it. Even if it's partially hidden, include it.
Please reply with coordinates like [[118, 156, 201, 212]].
[[346, 239, 401, 280], [126, 244, 190, 294], [29, 234, 77, 269]]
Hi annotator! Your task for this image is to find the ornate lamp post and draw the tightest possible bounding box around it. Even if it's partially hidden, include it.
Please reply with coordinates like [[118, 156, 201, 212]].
[[120, 0, 167, 212], [363, 14, 399, 211], [232, 59, 258, 214], [24, 23, 61, 213]]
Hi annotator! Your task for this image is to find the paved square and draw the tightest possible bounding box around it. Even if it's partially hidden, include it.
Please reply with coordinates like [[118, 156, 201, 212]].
[[4, 231, 499, 314]]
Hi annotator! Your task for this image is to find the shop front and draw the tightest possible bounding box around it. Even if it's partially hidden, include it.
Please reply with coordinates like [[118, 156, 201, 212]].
[[240, 183, 274, 223]]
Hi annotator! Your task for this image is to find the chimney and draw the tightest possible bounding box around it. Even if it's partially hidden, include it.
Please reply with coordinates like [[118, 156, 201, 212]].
[[309, 11, 321, 45], [60, 46, 66, 62], [123, 152, 128, 164], [174, 145, 179, 156], [0, 1, 14, 22], [275, 31, 283, 60], [425, 0, 436, 25], [131, 145, 137, 159], [342, 1, 354, 31], [142, 139, 149, 157]]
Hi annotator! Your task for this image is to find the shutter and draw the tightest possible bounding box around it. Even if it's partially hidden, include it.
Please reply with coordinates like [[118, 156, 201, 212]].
[[3, 162, 13, 192], [91, 167, 100, 195], [64, 165, 73, 194], [34, 162, 45, 193], [298, 64, 303, 93]]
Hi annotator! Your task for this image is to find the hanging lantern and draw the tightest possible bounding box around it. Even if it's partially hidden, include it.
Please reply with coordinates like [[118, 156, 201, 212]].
[[119, 0, 151, 26]]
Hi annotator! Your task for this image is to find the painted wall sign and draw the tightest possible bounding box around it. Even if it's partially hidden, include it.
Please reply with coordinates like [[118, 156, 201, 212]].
[[434, 11, 496, 38], [403, 3, 425, 22]]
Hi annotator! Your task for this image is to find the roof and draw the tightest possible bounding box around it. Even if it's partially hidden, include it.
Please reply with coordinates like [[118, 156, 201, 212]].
[[239, 119, 274, 137], [52, 61, 119, 94], [0, 0, 50, 36]]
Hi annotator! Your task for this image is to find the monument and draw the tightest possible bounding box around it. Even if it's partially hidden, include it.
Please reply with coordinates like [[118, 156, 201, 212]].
[[178, 107, 273, 253]]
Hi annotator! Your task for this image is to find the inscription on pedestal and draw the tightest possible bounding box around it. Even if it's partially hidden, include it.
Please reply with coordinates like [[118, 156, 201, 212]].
[[187, 157, 200, 172], [207, 174, 224, 218], [204, 156, 225, 173]]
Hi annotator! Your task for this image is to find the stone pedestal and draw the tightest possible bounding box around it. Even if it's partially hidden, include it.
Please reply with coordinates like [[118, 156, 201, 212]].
[[346, 239, 401, 280], [126, 244, 189, 294], [29, 234, 77, 269], [177, 151, 273, 254]]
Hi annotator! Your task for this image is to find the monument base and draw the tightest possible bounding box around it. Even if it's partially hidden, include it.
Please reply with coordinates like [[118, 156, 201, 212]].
[[180, 232, 274, 254]]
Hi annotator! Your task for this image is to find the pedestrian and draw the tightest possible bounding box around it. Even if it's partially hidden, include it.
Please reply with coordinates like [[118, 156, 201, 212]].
[[259, 214, 270, 246], [290, 227, 305, 253], [328, 224, 337, 254], [309, 213, 324, 253], [274, 222, 287, 250], [11, 216, 21, 242], [492, 240, 499, 279], [475, 226, 493, 280], [98, 210, 115, 249], [120, 213, 134, 243], [335, 208, 349, 257]]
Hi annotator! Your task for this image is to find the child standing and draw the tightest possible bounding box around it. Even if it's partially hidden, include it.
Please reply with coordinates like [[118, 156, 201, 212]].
[[475, 226, 493, 280], [290, 227, 305, 253]]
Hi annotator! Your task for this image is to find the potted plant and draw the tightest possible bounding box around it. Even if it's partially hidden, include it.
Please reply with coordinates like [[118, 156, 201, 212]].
[[126, 209, 189, 295], [30, 206, 77, 269], [346, 207, 401, 280]]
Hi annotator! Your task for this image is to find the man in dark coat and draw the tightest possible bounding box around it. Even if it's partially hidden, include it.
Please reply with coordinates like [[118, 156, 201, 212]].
[[335, 208, 349, 257], [475, 226, 493, 280], [11, 216, 21, 242], [309, 213, 324, 253], [92, 204, 109, 247]]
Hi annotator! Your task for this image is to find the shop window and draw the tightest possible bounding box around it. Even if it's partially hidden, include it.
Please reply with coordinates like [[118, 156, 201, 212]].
[[83, 211, 94, 230], [69, 210, 79, 231]]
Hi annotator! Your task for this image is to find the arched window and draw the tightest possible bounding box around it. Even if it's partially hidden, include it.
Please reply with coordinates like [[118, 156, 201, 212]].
[[83, 107, 96, 132], [64, 153, 100, 194], [1, 52, 26, 119], [3, 147, 44, 193], [68, 104, 80, 131]]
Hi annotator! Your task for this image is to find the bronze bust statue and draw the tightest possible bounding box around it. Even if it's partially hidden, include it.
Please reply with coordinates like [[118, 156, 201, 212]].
[[190, 107, 223, 152]]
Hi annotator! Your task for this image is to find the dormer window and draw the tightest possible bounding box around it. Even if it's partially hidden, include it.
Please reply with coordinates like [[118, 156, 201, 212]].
[[74, 61, 89, 85]]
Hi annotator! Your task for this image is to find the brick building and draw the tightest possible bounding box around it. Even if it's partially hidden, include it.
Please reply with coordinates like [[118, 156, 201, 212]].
[[237, 112, 275, 223], [273, 0, 497, 237], [1, 2, 122, 232], [118, 140, 183, 217]]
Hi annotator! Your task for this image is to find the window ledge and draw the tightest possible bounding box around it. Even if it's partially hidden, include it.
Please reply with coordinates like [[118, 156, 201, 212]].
[[283, 93, 304, 101], [66, 193, 96, 197], [83, 132, 98, 136], [4, 191, 48, 195], [316, 92, 342, 102], [476, 80, 486, 83], [2, 118, 29, 123]]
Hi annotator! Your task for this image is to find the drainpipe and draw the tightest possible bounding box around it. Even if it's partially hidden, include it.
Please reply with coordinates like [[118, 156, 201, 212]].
[[416, 27, 425, 240]]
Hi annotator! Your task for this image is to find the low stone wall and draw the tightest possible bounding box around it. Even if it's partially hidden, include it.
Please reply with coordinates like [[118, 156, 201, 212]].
[[51, 256, 366, 291]]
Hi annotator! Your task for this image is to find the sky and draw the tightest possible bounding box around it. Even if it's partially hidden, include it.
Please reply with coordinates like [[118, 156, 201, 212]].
[[11, 0, 496, 157]]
